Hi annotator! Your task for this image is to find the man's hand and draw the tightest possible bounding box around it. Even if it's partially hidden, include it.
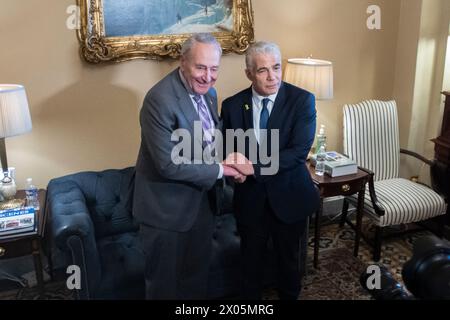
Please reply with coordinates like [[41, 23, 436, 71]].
[[234, 174, 247, 184], [223, 164, 247, 184], [223, 152, 255, 176]]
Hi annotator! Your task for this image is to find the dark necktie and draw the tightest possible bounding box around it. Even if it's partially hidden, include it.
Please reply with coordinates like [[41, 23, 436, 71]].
[[193, 95, 213, 144], [260, 98, 270, 130]]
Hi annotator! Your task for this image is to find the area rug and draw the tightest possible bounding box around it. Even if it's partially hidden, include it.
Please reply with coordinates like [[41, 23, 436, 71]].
[[0, 280, 74, 300], [0, 220, 430, 300], [299, 247, 370, 300], [262, 219, 432, 300], [301, 220, 432, 300]]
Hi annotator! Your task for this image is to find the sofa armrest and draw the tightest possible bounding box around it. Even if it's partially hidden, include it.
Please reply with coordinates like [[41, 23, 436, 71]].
[[47, 180, 101, 298]]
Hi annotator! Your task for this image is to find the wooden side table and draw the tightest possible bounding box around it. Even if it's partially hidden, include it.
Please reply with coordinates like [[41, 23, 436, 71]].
[[0, 189, 47, 296], [307, 162, 369, 268], [431, 92, 450, 226]]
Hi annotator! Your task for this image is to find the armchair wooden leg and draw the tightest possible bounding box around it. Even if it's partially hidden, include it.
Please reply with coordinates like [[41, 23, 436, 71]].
[[373, 226, 383, 261], [339, 199, 349, 228]]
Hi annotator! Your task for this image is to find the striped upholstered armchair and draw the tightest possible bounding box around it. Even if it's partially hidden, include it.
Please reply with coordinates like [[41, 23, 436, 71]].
[[341, 100, 447, 261]]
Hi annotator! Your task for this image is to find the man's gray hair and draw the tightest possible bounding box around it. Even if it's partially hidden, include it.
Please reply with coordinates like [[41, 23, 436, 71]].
[[181, 33, 222, 57], [245, 41, 281, 70]]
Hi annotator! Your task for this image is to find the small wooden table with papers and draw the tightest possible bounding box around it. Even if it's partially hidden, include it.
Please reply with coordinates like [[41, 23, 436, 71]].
[[307, 162, 369, 269], [0, 189, 47, 297]]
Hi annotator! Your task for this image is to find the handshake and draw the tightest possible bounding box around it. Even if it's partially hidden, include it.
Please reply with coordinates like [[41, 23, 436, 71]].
[[222, 152, 254, 184]]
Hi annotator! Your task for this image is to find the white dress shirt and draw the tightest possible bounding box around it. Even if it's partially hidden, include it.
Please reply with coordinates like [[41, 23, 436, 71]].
[[252, 88, 278, 143]]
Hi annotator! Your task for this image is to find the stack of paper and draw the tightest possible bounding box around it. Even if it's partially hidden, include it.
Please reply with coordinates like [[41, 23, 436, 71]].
[[310, 151, 358, 177], [0, 207, 36, 238]]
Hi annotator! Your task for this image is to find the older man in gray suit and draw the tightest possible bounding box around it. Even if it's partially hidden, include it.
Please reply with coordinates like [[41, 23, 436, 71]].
[[133, 33, 241, 299]]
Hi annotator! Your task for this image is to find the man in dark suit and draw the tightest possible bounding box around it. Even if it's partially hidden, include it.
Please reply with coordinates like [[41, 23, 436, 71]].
[[221, 41, 320, 300], [133, 33, 242, 299]]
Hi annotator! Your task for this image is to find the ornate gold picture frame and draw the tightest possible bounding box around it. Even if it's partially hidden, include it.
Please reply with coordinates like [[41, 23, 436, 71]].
[[77, 0, 254, 63]]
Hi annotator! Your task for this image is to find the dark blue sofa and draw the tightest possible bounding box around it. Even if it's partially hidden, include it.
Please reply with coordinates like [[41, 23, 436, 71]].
[[45, 167, 307, 299]]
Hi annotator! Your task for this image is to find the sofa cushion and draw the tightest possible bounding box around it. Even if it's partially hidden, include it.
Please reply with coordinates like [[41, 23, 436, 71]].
[[95, 232, 145, 299], [69, 168, 137, 239]]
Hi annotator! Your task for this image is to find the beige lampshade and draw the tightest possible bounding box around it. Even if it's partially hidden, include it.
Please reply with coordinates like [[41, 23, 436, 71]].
[[284, 58, 333, 100], [0, 84, 32, 138]]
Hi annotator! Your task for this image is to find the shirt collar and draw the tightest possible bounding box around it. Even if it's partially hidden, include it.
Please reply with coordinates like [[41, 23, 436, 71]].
[[251, 87, 278, 106]]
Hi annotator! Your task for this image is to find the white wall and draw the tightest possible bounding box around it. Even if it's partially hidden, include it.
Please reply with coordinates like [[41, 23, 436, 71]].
[[396, 0, 450, 181]]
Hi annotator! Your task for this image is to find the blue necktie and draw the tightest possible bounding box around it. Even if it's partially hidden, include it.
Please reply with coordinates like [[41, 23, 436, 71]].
[[260, 98, 270, 130]]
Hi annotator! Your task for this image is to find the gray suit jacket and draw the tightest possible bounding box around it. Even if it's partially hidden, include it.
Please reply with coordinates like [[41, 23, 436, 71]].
[[133, 68, 221, 232]]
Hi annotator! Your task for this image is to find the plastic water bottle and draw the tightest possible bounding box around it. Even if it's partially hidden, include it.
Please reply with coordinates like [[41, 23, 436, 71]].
[[25, 178, 39, 210], [315, 145, 326, 176], [315, 124, 327, 154]]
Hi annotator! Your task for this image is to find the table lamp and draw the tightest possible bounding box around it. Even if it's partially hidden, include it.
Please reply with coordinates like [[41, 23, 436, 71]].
[[284, 58, 333, 156], [0, 84, 32, 199], [283, 58, 333, 100]]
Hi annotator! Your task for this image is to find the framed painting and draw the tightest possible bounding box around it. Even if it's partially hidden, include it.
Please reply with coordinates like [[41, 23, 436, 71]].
[[77, 0, 254, 63]]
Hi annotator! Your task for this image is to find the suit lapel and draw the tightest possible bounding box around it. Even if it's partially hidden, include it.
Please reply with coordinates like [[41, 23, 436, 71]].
[[171, 69, 207, 149], [172, 69, 199, 133], [268, 82, 286, 129], [205, 92, 219, 125], [242, 87, 254, 130]]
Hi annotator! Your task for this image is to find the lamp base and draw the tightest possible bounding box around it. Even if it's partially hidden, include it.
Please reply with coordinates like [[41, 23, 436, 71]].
[[0, 174, 17, 201]]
